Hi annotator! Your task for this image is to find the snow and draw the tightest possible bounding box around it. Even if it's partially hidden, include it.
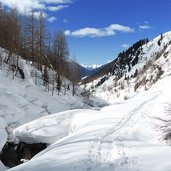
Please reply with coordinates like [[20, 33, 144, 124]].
[[0, 117, 7, 151], [0, 118, 7, 171], [0, 47, 92, 144], [85, 31, 171, 104], [8, 73, 171, 171], [13, 109, 99, 144], [81, 64, 102, 70], [0, 161, 6, 171], [2, 32, 171, 171], [0, 47, 98, 168]]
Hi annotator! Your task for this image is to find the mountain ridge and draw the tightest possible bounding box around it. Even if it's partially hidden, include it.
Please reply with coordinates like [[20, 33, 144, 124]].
[[82, 30, 171, 103]]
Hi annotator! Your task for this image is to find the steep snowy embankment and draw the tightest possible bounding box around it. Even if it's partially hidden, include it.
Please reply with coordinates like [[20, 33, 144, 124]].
[[0, 67, 86, 140], [8, 73, 171, 171], [0, 46, 108, 170], [85, 31, 171, 104], [0, 47, 92, 157]]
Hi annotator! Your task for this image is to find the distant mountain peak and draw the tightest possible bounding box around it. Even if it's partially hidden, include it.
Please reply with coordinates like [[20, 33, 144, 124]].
[[81, 64, 102, 71]]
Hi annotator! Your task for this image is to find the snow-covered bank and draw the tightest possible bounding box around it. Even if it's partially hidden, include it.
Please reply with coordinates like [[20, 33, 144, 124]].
[[14, 109, 100, 144], [0, 161, 6, 171], [0, 47, 104, 143], [0, 118, 8, 171], [0, 117, 8, 154], [7, 74, 171, 171], [0, 47, 107, 169]]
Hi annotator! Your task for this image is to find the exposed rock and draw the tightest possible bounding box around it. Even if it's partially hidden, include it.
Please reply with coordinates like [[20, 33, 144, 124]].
[[0, 143, 19, 167], [17, 142, 47, 160], [0, 142, 47, 168]]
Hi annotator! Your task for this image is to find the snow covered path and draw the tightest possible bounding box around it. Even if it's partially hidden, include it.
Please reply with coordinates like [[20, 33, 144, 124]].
[[87, 91, 162, 171]]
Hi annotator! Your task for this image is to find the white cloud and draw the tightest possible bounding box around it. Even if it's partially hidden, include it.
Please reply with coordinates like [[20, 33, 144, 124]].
[[107, 24, 134, 33], [0, 0, 45, 14], [63, 19, 68, 23], [0, 0, 72, 14], [65, 30, 71, 35], [121, 44, 130, 48], [139, 25, 151, 30], [44, 0, 72, 4], [33, 11, 47, 18], [65, 27, 116, 38], [48, 16, 57, 22], [139, 21, 152, 30], [65, 24, 134, 38], [47, 5, 68, 11]]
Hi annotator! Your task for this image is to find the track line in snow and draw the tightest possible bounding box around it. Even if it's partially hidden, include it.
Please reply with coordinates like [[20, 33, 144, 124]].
[[87, 91, 162, 171]]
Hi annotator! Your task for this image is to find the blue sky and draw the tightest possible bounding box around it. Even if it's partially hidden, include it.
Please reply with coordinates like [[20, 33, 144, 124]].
[[1, 0, 171, 65]]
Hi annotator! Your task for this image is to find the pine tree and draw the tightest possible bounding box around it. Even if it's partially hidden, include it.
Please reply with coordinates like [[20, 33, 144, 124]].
[[71, 58, 80, 96], [42, 66, 49, 91]]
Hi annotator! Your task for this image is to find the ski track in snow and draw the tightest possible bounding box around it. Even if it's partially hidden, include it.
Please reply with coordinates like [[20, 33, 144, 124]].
[[87, 91, 162, 171]]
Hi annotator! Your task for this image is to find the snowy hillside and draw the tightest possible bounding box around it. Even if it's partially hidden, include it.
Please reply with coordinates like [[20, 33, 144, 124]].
[[0, 47, 107, 170], [84, 31, 171, 103]]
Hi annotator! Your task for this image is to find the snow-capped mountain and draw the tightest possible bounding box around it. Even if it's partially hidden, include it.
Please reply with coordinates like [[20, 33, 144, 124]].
[[66, 60, 101, 79], [81, 64, 102, 71]]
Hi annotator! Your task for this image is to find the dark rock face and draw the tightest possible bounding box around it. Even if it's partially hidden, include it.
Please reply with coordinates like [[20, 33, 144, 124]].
[[0, 142, 47, 168], [0, 143, 19, 167], [11, 64, 25, 79], [17, 142, 46, 160]]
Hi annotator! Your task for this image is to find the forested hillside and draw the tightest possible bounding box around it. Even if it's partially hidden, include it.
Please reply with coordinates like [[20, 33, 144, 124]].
[[0, 5, 80, 96]]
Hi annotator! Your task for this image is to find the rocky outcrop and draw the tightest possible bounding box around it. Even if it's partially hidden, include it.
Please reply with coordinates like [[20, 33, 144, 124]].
[[0, 142, 46, 168]]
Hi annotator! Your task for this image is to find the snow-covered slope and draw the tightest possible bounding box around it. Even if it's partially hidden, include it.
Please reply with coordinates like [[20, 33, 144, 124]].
[[0, 46, 108, 170], [85, 31, 171, 104], [8, 73, 171, 171], [0, 47, 98, 147], [0, 118, 7, 153]]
